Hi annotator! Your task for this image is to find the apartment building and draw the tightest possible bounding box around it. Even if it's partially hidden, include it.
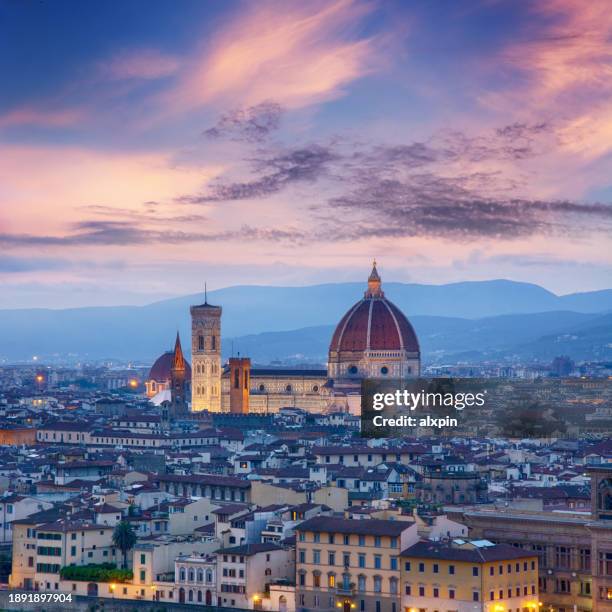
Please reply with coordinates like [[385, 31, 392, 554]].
[[217, 542, 294, 610], [10, 516, 115, 590], [295, 516, 419, 612], [401, 539, 539, 611]]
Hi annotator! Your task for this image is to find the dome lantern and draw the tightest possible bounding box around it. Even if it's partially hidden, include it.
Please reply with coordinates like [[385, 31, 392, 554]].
[[365, 259, 384, 298]]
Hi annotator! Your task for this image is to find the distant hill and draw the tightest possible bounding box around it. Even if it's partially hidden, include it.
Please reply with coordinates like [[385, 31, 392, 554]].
[[224, 311, 612, 365], [0, 279, 610, 362]]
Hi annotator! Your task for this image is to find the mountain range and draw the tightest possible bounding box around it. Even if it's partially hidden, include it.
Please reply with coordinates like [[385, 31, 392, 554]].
[[1, 280, 610, 364]]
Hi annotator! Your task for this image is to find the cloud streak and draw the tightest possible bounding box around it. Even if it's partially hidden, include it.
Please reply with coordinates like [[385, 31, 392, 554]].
[[162, 0, 382, 113]]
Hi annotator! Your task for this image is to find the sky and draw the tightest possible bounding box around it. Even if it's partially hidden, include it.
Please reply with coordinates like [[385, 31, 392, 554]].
[[1, 0, 611, 308]]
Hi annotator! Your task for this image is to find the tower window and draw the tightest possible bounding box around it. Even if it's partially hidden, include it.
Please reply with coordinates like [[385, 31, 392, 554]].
[[211, 335, 216, 350], [259, 384, 265, 392], [198, 335, 204, 351], [234, 369, 239, 389], [380, 366, 389, 375], [244, 372, 249, 389], [348, 365, 358, 375], [285, 384, 292, 393]]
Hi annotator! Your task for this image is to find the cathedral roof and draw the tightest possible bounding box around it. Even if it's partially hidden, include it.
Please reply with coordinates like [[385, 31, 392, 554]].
[[149, 349, 191, 383], [329, 264, 420, 354]]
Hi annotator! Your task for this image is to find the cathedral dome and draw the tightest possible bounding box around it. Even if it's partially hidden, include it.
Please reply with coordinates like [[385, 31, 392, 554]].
[[329, 297, 420, 354], [149, 350, 191, 382], [328, 262, 420, 381]]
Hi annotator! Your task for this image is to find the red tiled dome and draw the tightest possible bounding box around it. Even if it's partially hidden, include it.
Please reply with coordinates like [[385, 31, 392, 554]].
[[329, 296, 420, 354], [149, 351, 191, 382]]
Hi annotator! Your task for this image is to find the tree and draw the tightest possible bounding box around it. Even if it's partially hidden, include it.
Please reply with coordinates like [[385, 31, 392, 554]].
[[112, 521, 137, 569]]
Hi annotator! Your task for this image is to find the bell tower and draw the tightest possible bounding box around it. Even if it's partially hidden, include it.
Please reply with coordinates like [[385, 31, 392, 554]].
[[170, 332, 188, 417], [190, 287, 222, 412], [229, 357, 250, 414]]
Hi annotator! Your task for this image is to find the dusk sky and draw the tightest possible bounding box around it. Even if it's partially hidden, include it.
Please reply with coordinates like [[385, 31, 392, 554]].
[[1, 0, 611, 308]]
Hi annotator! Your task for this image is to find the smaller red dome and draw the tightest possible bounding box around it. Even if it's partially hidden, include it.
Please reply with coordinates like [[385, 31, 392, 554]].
[[149, 351, 191, 382]]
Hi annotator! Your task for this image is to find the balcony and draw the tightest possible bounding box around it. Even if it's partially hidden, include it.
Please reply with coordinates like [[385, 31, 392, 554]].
[[336, 583, 355, 596]]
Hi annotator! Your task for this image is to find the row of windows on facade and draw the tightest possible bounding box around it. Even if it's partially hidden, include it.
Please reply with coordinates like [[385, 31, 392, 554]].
[[177, 588, 212, 602], [298, 573, 534, 601], [527, 543, 594, 570], [27, 547, 116, 568], [403, 583, 536, 600], [197, 335, 218, 351], [298, 533, 398, 547], [299, 549, 399, 569], [320, 453, 403, 464], [298, 571, 398, 593], [165, 484, 248, 503], [176, 567, 214, 583], [253, 383, 320, 393], [404, 559, 536, 575], [538, 576, 591, 596], [194, 362, 219, 374], [194, 385, 219, 396]]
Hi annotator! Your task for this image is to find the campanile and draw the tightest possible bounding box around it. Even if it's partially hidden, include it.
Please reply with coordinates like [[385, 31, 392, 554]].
[[190, 292, 222, 412]]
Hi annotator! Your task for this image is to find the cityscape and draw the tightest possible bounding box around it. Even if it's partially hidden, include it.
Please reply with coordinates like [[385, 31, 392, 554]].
[[1, 1, 612, 612], [0, 264, 610, 612]]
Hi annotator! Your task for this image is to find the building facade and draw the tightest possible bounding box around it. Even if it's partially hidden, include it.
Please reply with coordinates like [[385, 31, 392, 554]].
[[295, 516, 418, 612], [401, 539, 539, 611]]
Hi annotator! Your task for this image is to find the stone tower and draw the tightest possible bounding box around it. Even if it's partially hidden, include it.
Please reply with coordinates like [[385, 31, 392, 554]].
[[229, 357, 250, 414], [190, 291, 222, 412], [170, 332, 188, 417]]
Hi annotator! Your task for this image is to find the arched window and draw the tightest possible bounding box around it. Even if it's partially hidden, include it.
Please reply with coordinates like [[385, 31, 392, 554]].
[[151, 381, 156, 391], [188, 589, 193, 602], [197, 569, 204, 583], [206, 570, 213, 583], [188, 568, 195, 582], [259, 384, 265, 392], [179, 567, 185, 582], [197, 590, 202, 602], [286, 384, 292, 393], [211, 335, 216, 350], [198, 335, 204, 351], [265, 568, 272, 576], [389, 577, 398, 594], [328, 573, 335, 588]]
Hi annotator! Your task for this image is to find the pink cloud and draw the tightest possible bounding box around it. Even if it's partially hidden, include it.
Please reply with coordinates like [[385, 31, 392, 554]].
[[479, 0, 612, 160], [162, 0, 384, 113]]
